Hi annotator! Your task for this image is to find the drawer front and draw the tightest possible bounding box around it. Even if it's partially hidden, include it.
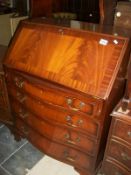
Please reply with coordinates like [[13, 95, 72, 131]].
[[101, 159, 130, 175], [12, 100, 97, 156], [113, 119, 131, 144], [15, 118, 95, 171], [8, 86, 99, 138], [7, 71, 102, 117], [107, 139, 131, 171]]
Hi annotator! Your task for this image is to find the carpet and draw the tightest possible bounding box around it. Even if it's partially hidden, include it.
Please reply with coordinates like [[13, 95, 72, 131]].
[[26, 155, 79, 175]]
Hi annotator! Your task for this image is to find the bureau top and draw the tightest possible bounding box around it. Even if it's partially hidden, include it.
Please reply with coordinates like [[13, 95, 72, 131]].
[[3, 19, 130, 99]]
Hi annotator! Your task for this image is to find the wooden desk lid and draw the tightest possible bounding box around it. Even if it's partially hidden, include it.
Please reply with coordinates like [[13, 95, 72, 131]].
[[3, 19, 130, 99]]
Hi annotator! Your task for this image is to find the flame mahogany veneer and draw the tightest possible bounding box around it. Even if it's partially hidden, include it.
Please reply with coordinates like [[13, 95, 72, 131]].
[[3, 18, 131, 175]]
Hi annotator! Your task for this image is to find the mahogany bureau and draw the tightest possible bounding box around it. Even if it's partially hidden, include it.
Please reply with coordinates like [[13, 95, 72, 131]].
[[99, 57, 131, 175], [3, 19, 131, 175]]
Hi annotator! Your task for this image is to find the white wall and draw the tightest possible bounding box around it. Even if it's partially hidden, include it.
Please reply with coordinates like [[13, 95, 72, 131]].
[[0, 13, 13, 46], [9, 0, 13, 7]]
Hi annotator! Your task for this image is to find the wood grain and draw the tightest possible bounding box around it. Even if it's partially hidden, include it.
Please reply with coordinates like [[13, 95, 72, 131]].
[[3, 19, 131, 175], [4, 21, 129, 99]]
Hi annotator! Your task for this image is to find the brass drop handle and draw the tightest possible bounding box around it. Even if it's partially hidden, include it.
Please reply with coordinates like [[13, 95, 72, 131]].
[[66, 115, 72, 122], [21, 126, 29, 136], [63, 151, 76, 162], [19, 109, 28, 119], [67, 139, 80, 145], [127, 131, 131, 138], [66, 116, 83, 128], [65, 156, 76, 162], [79, 101, 86, 108], [16, 92, 26, 103], [64, 133, 81, 144], [77, 119, 83, 125], [67, 123, 78, 128], [65, 115, 76, 127], [76, 137, 81, 142], [64, 133, 70, 139], [14, 77, 24, 88], [66, 98, 79, 111], [20, 113, 28, 119], [121, 152, 131, 161], [66, 98, 86, 112], [68, 140, 75, 145]]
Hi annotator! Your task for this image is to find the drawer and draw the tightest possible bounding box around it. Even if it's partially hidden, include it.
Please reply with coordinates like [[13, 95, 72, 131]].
[[101, 159, 130, 175], [7, 71, 102, 117], [112, 119, 131, 144], [107, 139, 131, 171], [9, 86, 99, 138], [15, 118, 95, 171], [12, 100, 97, 156]]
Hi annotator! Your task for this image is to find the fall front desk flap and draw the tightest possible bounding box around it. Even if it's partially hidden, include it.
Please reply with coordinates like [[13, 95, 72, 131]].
[[3, 19, 130, 99]]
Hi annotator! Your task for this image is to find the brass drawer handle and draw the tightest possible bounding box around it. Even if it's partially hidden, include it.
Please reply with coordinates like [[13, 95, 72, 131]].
[[67, 139, 80, 145], [64, 133, 81, 145], [79, 101, 86, 108], [63, 151, 76, 162], [65, 156, 75, 162], [77, 119, 83, 125], [66, 115, 72, 121], [16, 81, 24, 88], [66, 116, 76, 127], [67, 98, 79, 111], [127, 131, 131, 138], [66, 116, 83, 128], [66, 98, 85, 112], [64, 133, 70, 139], [121, 152, 131, 161], [20, 112, 28, 119], [16, 92, 26, 103], [67, 123, 78, 128], [14, 77, 24, 88], [67, 140, 76, 144], [19, 109, 28, 119], [21, 126, 29, 136], [76, 137, 81, 142]]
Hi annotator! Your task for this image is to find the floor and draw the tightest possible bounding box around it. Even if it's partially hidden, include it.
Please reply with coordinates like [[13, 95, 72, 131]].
[[0, 123, 80, 175], [26, 155, 79, 175], [0, 123, 44, 175], [0, 123, 102, 175]]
